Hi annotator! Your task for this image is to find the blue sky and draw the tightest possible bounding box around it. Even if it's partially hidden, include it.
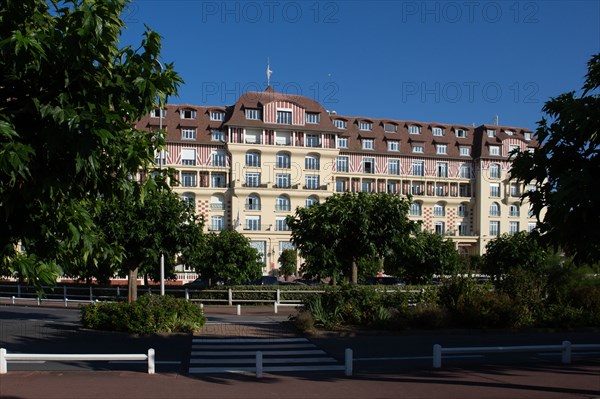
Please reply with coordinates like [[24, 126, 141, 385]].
[[119, 1, 600, 129]]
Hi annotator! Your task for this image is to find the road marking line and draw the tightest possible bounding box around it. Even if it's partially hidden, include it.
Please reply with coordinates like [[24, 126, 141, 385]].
[[191, 349, 327, 356], [192, 338, 308, 344], [190, 357, 337, 364], [189, 365, 346, 374], [192, 344, 315, 350]]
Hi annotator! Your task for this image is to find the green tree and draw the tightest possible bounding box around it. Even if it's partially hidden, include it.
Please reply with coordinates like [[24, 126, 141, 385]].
[[192, 230, 262, 286], [278, 249, 298, 280], [0, 0, 182, 288], [96, 184, 204, 302], [287, 192, 419, 284], [510, 54, 600, 265], [385, 231, 461, 284], [481, 232, 548, 280]]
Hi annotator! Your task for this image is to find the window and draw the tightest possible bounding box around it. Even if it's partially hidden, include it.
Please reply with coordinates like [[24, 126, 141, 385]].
[[210, 111, 224, 121], [409, 125, 421, 134], [489, 221, 500, 237], [362, 139, 374, 150], [524, 132, 532, 140], [412, 182, 424, 195], [433, 202, 445, 217], [212, 150, 226, 167], [489, 146, 500, 156], [211, 129, 225, 142], [154, 150, 166, 166], [410, 202, 422, 216], [435, 221, 446, 236], [305, 155, 320, 170], [245, 108, 261, 120], [245, 216, 261, 231], [487, 129, 496, 138], [335, 178, 348, 193], [276, 173, 291, 188], [181, 109, 196, 119], [305, 112, 320, 124], [337, 137, 348, 148], [460, 164, 472, 178], [211, 173, 226, 188], [181, 193, 195, 208], [458, 223, 469, 236], [181, 148, 196, 166], [181, 172, 196, 187], [456, 129, 467, 138], [528, 222, 536, 232], [361, 179, 373, 193], [510, 204, 520, 217], [387, 141, 399, 152], [505, 130, 514, 136], [437, 162, 448, 178], [508, 184, 519, 197], [509, 144, 520, 154], [276, 110, 292, 124], [359, 121, 372, 131], [305, 134, 320, 147], [490, 202, 501, 216], [436, 144, 447, 155], [276, 217, 289, 231], [333, 119, 347, 129], [388, 159, 400, 175], [275, 131, 291, 145], [276, 153, 290, 169], [432, 127, 443, 136], [305, 175, 320, 189], [276, 195, 291, 211], [458, 203, 469, 217], [412, 145, 424, 154], [436, 183, 447, 196], [460, 146, 470, 156], [336, 156, 349, 172], [246, 194, 261, 210], [245, 129, 260, 144], [363, 157, 375, 174], [246, 151, 260, 167], [528, 204, 535, 218], [460, 183, 471, 197], [490, 163, 501, 179], [305, 196, 319, 207], [245, 172, 261, 187], [210, 216, 224, 231], [490, 183, 500, 197], [211, 195, 225, 211], [384, 123, 397, 133], [151, 108, 166, 118], [412, 161, 424, 176], [181, 128, 196, 140], [387, 181, 398, 194]]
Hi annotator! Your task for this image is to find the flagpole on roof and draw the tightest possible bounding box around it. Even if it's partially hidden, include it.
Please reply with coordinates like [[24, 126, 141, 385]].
[[267, 58, 272, 87]]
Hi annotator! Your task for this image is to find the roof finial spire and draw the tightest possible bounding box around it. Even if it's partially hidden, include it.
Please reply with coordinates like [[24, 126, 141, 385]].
[[266, 57, 273, 87]]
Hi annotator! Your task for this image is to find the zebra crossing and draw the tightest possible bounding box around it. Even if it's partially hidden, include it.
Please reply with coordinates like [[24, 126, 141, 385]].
[[188, 337, 345, 374]]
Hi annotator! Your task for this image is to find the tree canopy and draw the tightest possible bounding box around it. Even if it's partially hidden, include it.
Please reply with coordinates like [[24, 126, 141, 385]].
[[286, 192, 419, 284], [510, 53, 600, 265], [481, 231, 548, 280], [0, 0, 182, 286]]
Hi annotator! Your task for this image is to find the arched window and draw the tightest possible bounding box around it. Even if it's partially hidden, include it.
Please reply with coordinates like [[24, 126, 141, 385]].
[[210, 194, 224, 210], [490, 163, 501, 179], [490, 202, 501, 217], [245, 150, 261, 167], [510, 204, 520, 217], [305, 195, 319, 207], [276, 195, 291, 211], [457, 203, 469, 217], [433, 202, 445, 217], [276, 152, 291, 169], [410, 202, 422, 216], [246, 194, 261, 211], [305, 154, 320, 170]]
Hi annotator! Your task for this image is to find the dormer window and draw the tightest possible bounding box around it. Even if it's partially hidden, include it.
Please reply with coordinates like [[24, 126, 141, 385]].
[[412, 145, 424, 154], [277, 110, 292, 125], [245, 108, 261, 120], [333, 119, 347, 129], [359, 121, 372, 131], [489, 145, 500, 156], [505, 130, 514, 136], [181, 109, 196, 120], [210, 111, 225, 121], [455, 129, 467, 138], [387, 141, 399, 152], [436, 144, 448, 155], [151, 109, 166, 118], [362, 138, 374, 150], [487, 129, 496, 138], [524, 132, 532, 140], [384, 123, 397, 133], [305, 112, 320, 124], [460, 146, 470, 156], [432, 127, 444, 136], [409, 125, 421, 134]]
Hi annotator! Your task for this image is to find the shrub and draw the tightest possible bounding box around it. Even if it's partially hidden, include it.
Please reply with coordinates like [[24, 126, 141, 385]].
[[81, 294, 206, 334]]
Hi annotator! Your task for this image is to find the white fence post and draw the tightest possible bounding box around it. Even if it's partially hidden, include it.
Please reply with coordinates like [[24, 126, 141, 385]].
[[256, 351, 263, 379], [345, 348, 353, 377], [228, 289, 233, 306], [433, 344, 442, 368], [185, 288, 189, 301], [274, 302, 278, 314], [0, 348, 7, 374], [148, 348, 155, 374], [11, 296, 15, 305], [276, 289, 281, 304], [64, 298, 68, 308], [562, 341, 572, 364], [236, 304, 241, 316]]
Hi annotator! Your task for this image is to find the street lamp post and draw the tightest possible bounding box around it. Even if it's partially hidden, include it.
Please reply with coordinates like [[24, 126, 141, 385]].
[[157, 60, 165, 297]]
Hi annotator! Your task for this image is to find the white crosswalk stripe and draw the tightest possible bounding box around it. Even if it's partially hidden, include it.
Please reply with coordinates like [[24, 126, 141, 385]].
[[188, 337, 345, 374]]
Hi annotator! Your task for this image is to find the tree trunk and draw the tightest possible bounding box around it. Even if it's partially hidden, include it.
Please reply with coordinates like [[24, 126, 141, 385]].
[[128, 267, 138, 303], [352, 258, 358, 285]]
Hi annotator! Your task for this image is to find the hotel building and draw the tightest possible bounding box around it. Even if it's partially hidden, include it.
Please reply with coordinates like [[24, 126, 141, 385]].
[[136, 87, 538, 275]]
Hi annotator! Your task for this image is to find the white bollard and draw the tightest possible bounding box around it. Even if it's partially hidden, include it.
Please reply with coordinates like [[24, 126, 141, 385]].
[[345, 348, 353, 377], [200, 303, 204, 310], [433, 344, 442, 368], [236, 304, 241, 316], [256, 351, 263, 379], [11, 296, 15, 305], [274, 302, 278, 314], [148, 348, 155, 374], [0, 348, 7, 374], [64, 298, 68, 308], [562, 341, 572, 364]]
